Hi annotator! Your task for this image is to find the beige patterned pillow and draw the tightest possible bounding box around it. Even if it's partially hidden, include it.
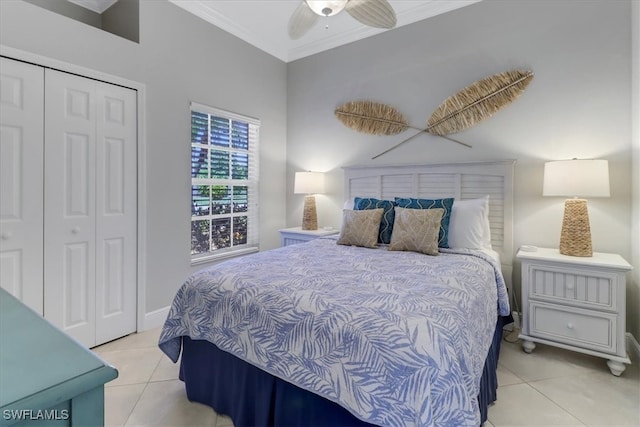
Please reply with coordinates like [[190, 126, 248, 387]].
[[337, 208, 384, 248], [389, 207, 444, 255]]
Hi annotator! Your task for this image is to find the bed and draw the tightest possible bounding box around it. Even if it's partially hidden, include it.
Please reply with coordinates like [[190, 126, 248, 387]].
[[159, 160, 515, 427]]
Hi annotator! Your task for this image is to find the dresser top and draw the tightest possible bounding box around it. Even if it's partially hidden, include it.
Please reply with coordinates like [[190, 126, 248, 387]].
[[516, 247, 632, 270], [0, 289, 118, 408]]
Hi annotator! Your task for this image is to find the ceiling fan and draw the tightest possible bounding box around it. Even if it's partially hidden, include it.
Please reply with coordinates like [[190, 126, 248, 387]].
[[288, 0, 397, 40]]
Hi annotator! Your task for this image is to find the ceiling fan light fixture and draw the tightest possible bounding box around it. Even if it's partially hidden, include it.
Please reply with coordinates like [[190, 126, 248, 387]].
[[305, 0, 348, 17]]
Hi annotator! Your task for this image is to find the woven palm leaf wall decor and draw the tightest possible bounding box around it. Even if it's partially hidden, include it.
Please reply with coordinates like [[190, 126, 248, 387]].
[[334, 100, 409, 136], [335, 100, 471, 153], [334, 70, 534, 159], [427, 69, 534, 136]]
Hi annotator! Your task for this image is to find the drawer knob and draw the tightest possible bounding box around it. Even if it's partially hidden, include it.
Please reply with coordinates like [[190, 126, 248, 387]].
[[567, 323, 574, 329], [566, 283, 574, 290], [1, 232, 11, 240], [72, 226, 80, 234]]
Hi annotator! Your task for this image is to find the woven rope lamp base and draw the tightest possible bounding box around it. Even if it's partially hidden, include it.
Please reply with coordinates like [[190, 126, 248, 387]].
[[559, 199, 593, 257], [301, 195, 318, 230]]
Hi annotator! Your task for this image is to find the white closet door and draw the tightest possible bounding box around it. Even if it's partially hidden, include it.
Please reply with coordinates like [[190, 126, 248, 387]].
[[0, 57, 44, 314], [95, 81, 137, 344], [44, 69, 98, 346], [44, 69, 137, 347]]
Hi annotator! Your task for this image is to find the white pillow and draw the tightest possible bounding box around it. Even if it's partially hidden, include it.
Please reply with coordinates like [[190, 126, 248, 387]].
[[340, 199, 355, 230], [448, 196, 492, 249]]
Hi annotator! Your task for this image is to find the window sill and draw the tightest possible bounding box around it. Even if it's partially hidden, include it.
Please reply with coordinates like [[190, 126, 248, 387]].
[[191, 246, 259, 267]]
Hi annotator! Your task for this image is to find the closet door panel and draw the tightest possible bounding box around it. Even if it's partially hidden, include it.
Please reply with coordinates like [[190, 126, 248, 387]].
[[44, 69, 96, 346], [0, 57, 44, 314], [95, 82, 137, 344]]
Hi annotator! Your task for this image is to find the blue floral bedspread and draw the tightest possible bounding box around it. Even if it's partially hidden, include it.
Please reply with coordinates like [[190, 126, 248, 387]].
[[159, 238, 510, 427]]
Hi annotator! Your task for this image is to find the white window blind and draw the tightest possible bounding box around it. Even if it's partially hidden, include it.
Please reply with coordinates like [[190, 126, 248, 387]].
[[190, 102, 260, 262]]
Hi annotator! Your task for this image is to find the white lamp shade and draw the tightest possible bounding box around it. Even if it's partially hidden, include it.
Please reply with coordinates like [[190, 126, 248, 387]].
[[305, 0, 348, 16], [543, 159, 610, 198], [294, 171, 325, 194]]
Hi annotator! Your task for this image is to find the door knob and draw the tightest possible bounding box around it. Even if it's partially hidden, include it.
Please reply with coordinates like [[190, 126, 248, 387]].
[[1, 232, 11, 240]]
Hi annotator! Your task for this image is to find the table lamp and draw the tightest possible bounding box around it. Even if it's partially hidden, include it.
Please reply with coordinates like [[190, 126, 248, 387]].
[[543, 159, 610, 257], [294, 171, 325, 230]]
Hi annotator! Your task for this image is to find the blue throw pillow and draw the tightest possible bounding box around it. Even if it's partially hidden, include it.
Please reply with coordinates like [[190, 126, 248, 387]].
[[394, 197, 454, 248], [353, 197, 396, 244]]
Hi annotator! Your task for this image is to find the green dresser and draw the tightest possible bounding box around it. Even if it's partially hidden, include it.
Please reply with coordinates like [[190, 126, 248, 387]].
[[0, 289, 118, 426]]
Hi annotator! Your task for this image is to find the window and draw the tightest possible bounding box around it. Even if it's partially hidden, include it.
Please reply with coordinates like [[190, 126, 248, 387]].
[[190, 102, 260, 262]]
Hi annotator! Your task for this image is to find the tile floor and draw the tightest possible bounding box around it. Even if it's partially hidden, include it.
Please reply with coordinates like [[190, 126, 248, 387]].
[[93, 328, 640, 427]]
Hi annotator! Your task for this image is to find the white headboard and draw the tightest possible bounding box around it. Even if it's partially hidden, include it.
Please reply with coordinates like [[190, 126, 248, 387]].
[[343, 160, 515, 292]]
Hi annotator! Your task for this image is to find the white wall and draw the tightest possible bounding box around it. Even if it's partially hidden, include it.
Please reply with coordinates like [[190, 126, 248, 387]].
[[0, 0, 287, 317], [287, 0, 634, 329], [631, 0, 639, 341]]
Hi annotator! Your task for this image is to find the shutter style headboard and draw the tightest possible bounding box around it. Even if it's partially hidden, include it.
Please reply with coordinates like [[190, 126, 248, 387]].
[[343, 160, 515, 292]]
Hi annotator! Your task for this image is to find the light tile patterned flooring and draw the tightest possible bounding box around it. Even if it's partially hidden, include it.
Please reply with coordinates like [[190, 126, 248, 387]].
[[93, 328, 640, 427]]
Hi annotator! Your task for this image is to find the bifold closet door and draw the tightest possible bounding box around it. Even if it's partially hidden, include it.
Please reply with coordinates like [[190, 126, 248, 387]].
[[44, 68, 137, 347], [94, 80, 137, 345], [0, 57, 45, 315]]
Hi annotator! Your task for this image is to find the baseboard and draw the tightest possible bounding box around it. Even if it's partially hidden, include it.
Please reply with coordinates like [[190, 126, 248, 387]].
[[141, 306, 170, 331], [626, 332, 640, 362]]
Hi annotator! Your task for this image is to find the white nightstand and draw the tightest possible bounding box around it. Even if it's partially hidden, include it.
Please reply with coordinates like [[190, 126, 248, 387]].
[[517, 247, 633, 376], [279, 227, 339, 247]]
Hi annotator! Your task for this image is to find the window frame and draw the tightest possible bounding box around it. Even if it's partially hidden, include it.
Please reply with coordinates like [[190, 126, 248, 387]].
[[190, 102, 260, 265]]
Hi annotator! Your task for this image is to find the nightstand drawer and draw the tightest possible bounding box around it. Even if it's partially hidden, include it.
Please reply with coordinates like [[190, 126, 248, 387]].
[[282, 236, 311, 246], [530, 302, 617, 354], [527, 263, 618, 311]]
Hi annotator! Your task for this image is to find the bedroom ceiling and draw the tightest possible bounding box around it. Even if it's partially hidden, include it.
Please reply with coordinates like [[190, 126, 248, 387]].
[[168, 0, 482, 63]]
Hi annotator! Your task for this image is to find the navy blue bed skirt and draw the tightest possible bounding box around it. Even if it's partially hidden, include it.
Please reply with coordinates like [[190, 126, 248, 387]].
[[179, 316, 510, 426]]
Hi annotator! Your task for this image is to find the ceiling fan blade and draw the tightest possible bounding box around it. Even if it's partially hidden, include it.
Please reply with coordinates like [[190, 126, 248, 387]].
[[345, 0, 397, 29], [288, 1, 320, 39]]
